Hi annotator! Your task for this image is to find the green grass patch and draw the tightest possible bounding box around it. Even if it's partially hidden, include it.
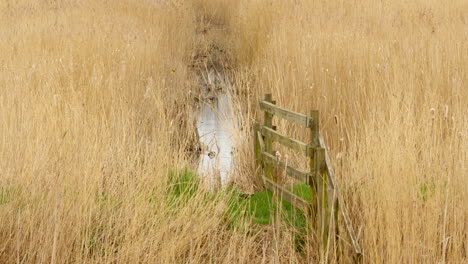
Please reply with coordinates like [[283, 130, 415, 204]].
[[291, 183, 312, 201], [163, 170, 312, 248], [163, 170, 312, 228], [165, 169, 200, 207], [226, 182, 312, 232]]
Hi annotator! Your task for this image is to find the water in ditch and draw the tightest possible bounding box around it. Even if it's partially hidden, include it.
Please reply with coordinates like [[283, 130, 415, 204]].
[[196, 68, 236, 188]]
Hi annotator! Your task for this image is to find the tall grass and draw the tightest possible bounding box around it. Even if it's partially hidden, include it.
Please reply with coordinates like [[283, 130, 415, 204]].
[[228, 0, 467, 262], [0, 0, 466, 263]]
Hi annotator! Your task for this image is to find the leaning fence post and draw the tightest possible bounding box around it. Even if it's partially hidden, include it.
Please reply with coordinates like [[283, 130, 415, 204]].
[[334, 195, 341, 262], [263, 94, 275, 181]]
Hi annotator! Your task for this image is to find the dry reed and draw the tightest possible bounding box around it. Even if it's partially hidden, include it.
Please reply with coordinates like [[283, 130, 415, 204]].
[[0, 0, 466, 263]]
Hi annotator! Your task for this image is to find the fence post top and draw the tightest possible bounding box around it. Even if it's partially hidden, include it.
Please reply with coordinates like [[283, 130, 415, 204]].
[[307, 111, 318, 127]]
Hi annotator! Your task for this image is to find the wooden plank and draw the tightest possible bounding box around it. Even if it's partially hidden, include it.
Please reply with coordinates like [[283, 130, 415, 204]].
[[260, 126, 310, 157], [309, 111, 320, 147], [261, 151, 309, 183], [262, 176, 310, 213], [318, 134, 362, 260], [259, 100, 310, 127], [263, 94, 275, 181], [309, 110, 320, 218], [341, 200, 363, 262], [318, 135, 337, 189]]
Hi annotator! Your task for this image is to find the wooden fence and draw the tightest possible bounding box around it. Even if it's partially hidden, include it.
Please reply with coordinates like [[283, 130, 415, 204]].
[[254, 94, 362, 263]]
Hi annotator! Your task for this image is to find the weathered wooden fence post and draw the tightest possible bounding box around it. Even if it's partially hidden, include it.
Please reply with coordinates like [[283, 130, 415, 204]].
[[310, 111, 334, 260], [308, 111, 319, 218], [263, 94, 275, 181]]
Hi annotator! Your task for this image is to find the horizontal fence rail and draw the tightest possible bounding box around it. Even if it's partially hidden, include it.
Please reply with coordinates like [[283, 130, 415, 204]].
[[260, 126, 311, 157], [261, 151, 310, 183], [254, 94, 362, 263], [262, 176, 310, 213], [259, 100, 310, 127]]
